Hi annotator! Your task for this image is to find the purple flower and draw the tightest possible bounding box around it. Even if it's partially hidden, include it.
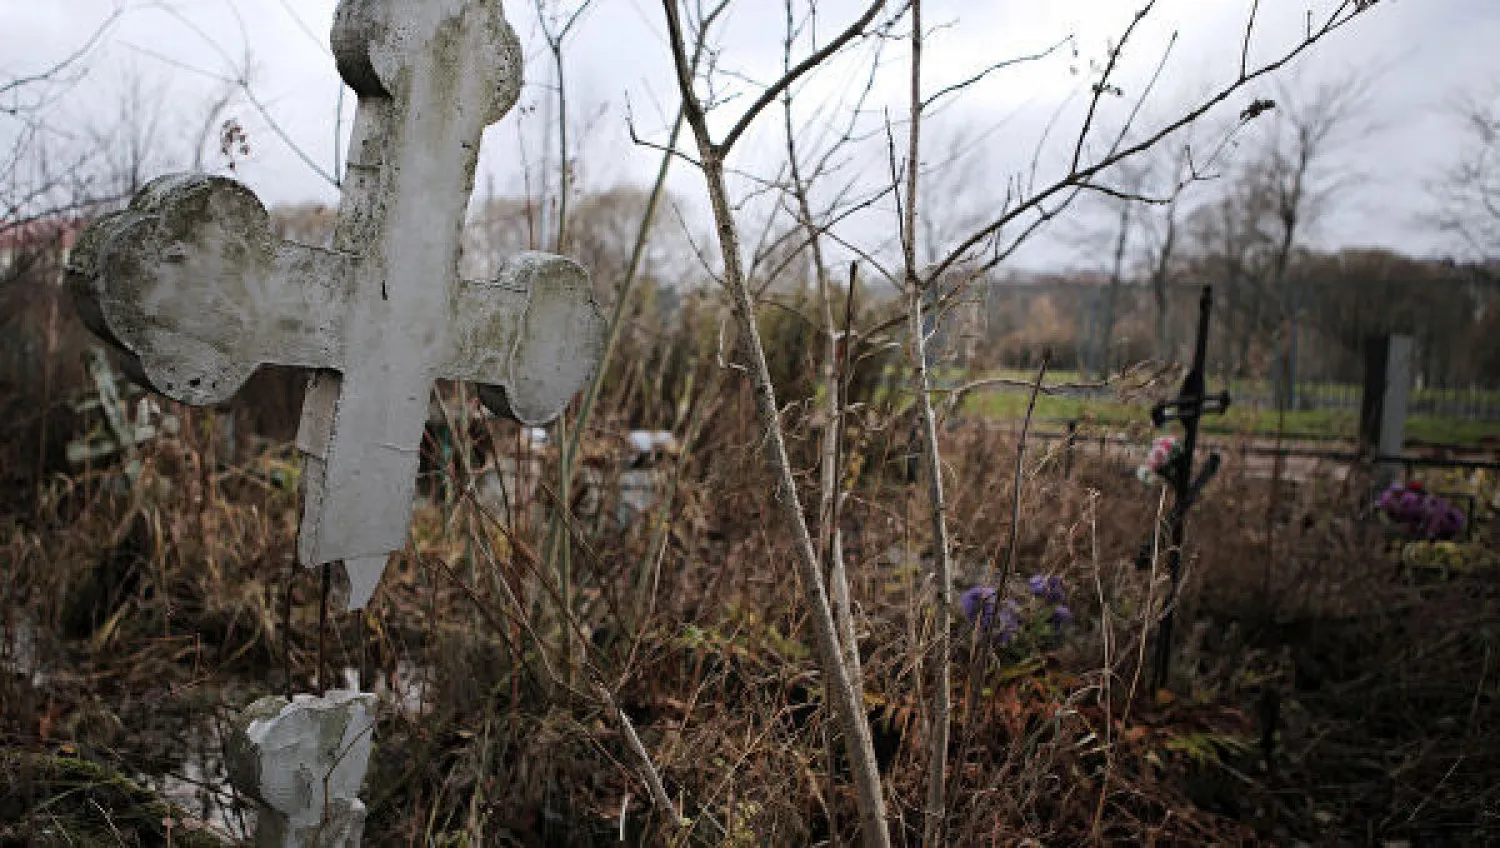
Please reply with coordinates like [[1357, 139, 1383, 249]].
[[960, 587, 1021, 644], [1377, 484, 1402, 514], [1028, 574, 1067, 604], [995, 600, 1021, 645], [1396, 491, 1426, 524], [959, 586, 998, 626], [1051, 604, 1074, 626], [1422, 505, 1466, 540], [1447, 506, 1468, 537], [1377, 482, 1466, 541]]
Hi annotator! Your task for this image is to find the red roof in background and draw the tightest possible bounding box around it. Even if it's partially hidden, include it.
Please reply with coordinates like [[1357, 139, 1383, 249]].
[[0, 218, 86, 253]]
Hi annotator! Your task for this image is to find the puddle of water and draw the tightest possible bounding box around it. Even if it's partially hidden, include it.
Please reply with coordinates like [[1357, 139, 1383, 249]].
[[143, 658, 434, 842], [145, 719, 254, 842], [4, 615, 440, 841], [4, 613, 245, 836], [144, 657, 431, 844]]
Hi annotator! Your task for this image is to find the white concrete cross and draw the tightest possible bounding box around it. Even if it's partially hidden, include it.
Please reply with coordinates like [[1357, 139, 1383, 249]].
[[68, 0, 605, 610]]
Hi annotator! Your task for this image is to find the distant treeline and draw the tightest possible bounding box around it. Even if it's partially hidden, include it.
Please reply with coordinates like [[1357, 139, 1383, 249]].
[[964, 251, 1500, 390]]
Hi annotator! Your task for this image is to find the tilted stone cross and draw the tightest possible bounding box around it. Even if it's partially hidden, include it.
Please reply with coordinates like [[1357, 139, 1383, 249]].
[[68, 0, 605, 610]]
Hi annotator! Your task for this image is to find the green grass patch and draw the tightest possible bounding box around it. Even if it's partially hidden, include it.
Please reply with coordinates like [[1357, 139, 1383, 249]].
[[963, 391, 1500, 446]]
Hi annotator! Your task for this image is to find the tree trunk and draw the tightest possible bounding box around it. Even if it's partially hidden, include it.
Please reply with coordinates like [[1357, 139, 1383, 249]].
[[699, 147, 892, 847], [1099, 201, 1133, 377]]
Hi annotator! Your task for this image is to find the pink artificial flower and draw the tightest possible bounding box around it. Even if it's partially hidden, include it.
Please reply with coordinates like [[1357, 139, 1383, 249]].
[[1147, 436, 1179, 473]]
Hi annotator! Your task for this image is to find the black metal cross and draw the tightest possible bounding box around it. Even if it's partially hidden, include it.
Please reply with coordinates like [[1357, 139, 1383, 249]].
[[1136, 285, 1230, 693]]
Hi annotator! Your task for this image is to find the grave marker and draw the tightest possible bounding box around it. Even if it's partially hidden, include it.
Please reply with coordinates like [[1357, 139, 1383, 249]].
[[67, 1, 606, 842], [68, 0, 607, 611], [226, 690, 377, 848], [1135, 286, 1230, 692], [1360, 334, 1413, 491], [65, 346, 179, 477]]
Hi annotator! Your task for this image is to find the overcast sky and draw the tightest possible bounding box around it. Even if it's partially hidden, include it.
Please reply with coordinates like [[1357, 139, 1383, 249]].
[[2, 0, 1495, 273]]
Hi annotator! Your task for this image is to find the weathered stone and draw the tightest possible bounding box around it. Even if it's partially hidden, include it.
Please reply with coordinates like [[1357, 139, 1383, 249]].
[[1361, 335, 1413, 491], [225, 690, 377, 848], [67, 0, 607, 609]]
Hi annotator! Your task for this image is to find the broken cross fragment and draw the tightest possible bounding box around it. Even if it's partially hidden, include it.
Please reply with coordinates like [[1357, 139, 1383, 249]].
[[225, 690, 377, 848]]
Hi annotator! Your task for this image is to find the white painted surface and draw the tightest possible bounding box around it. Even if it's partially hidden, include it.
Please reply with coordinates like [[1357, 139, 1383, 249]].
[[67, 0, 606, 610], [227, 690, 377, 848], [628, 430, 679, 457]]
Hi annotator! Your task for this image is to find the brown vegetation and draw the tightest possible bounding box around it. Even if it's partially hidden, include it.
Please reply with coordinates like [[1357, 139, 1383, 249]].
[[3, 271, 1498, 844], [7, 2, 1499, 844]]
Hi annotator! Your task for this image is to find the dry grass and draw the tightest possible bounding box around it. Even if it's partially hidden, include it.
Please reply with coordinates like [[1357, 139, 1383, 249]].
[[3, 281, 1499, 845]]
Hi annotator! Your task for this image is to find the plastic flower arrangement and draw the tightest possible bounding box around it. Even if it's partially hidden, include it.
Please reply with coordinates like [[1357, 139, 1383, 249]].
[[1136, 435, 1184, 485], [1377, 481, 1466, 541], [959, 574, 1073, 651], [1027, 573, 1066, 604]]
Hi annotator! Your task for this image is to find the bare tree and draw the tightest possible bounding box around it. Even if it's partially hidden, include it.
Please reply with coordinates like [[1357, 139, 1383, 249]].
[[1098, 178, 1140, 378], [867, 2, 1379, 839], [91, 68, 180, 200], [881, 3, 964, 841], [1067, 158, 1149, 378], [649, 2, 1379, 843], [659, 2, 896, 843], [1429, 87, 1500, 260], [532, 0, 598, 253], [1, 8, 127, 238], [1250, 75, 1370, 408], [777, 0, 888, 704], [1180, 175, 1275, 377], [1141, 146, 1192, 361]]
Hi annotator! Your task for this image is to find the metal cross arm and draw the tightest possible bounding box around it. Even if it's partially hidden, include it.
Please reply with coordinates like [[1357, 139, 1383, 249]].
[[1153, 285, 1232, 430], [1150, 390, 1231, 428]]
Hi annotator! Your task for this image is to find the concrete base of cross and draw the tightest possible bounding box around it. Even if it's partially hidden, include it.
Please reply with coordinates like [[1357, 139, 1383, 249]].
[[226, 690, 377, 848]]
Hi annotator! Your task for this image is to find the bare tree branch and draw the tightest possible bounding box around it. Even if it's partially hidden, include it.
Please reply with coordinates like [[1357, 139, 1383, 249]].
[[921, 35, 1074, 113], [928, 0, 1374, 286], [1071, 1, 1159, 174], [0, 8, 123, 101], [719, 0, 889, 155], [659, 2, 894, 844]]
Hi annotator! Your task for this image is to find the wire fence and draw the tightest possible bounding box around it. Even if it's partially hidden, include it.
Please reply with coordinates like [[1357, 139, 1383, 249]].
[[1001, 375, 1500, 422], [1231, 382, 1500, 421]]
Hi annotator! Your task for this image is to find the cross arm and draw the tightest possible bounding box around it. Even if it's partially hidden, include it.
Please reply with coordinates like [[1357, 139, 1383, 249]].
[[443, 252, 607, 426], [1150, 390, 1232, 427], [67, 174, 355, 407], [333, 0, 522, 132]]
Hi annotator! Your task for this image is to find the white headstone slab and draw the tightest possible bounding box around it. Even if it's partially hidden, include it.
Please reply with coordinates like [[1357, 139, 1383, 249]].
[[68, 0, 606, 609], [226, 690, 377, 848]]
